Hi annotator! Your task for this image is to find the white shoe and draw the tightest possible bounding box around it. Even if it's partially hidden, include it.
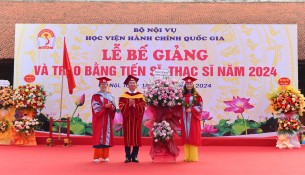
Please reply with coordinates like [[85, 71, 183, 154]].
[[104, 158, 109, 162], [93, 159, 100, 163]]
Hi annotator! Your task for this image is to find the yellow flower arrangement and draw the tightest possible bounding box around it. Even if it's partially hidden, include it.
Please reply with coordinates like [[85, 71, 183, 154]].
[[267, 85, 305, 116], [0, 86, 14, 109]]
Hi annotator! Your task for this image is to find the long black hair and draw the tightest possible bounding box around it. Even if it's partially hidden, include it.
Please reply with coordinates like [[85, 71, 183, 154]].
[[183, 84, 196, 95]]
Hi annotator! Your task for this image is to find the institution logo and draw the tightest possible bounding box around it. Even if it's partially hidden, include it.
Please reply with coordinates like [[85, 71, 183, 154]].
[[278, 77, 290, 86], [37, 29, 56, 49], [24, 74, 36, 83]]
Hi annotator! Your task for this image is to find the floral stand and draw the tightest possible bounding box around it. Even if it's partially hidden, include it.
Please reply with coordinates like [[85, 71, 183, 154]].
[[14, 133, 37, 146], [0, 107, 15, 145], [145, 106, 181, 161], [0, 126, 14, 145], [150, 140, 179, 162], [276, 133, 301, 149]]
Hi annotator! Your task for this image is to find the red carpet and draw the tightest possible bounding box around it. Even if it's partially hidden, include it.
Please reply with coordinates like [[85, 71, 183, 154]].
[[1, 145, 305, 175]]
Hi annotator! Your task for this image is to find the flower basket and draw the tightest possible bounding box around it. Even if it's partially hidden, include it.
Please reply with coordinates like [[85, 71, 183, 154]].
[[268, 85, 304, 149], [13, 117, 40, 146], [144, 106, 181, 161], [13, 84, 47, 113], [268, 85, 305, 116], [143, 78, 184, 107], [0, 86, 14, 110], [277, 115, 301, 135], [151, 120, 174, 142]]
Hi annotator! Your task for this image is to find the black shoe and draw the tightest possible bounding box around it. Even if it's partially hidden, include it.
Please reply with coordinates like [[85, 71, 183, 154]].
[[132, 158, 139, 163], [124, 158, 131, 163]]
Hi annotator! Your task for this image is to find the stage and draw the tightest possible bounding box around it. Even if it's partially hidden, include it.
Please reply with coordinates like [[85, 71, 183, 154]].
[[1, 144, 305, 175]]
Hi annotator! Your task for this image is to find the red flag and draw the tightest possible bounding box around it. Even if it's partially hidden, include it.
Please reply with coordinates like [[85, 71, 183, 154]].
[[63, 37, 76, 94]]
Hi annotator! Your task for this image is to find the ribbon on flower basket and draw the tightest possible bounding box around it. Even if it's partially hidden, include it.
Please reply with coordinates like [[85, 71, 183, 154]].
[[14, 131, 37, 146], [144, 105, 181, 132], [276, 134, 293, 149], [150, 139, 180, 161], [144, 105, 181, 161]]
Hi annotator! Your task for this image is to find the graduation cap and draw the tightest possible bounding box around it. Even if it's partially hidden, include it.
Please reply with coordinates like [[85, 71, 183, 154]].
[[182, 76, 197, 83], [123, 75, 139, 85], [97, 77, 111, 85]]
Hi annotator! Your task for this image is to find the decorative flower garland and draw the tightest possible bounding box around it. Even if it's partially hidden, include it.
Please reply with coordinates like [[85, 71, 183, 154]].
[[182, 91, 198, 108]]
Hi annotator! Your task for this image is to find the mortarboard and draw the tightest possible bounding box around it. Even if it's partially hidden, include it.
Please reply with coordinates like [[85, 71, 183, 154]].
[[123, 75, 139, 85], [182, 76, 197, 83], [97, 77, 111, 85]]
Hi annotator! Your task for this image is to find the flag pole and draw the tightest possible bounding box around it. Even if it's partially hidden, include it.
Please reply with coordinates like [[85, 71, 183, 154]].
[[58, 72, 64, 140], [58, 38, 66, 140], [59, 37, 76, 141]]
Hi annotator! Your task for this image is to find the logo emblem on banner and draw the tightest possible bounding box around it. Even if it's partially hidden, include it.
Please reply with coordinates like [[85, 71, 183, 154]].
[[24, 74, 36, 83], [278, 77, 291, 86], [37, 29, 56, 49]]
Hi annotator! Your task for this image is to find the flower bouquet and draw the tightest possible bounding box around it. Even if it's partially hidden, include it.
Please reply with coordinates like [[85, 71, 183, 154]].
[[0, 86, 14, 110], [276, 116, 302, 149], [13, 84, 47, 111], [277, 117, 301, 135], [268, 85, 304, 149], [268, 85, 305, 116], [151, 120, 174, 142], [13, 116, 40, 146], [14, 117, 40, 136], [143, 78, 183, 107], [144, 77, 181, 161], [150, 120, 179, 161]]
